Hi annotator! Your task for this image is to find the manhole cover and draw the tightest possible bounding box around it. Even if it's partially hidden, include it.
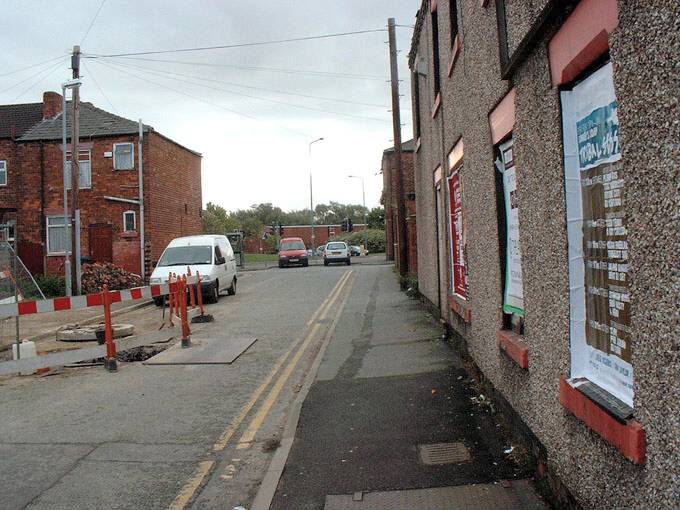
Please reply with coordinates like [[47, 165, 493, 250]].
[[418, 442, 471, 465]]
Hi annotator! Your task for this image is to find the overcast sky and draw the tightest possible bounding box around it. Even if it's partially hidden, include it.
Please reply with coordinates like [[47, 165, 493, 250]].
[[2, 0, 418, 213]]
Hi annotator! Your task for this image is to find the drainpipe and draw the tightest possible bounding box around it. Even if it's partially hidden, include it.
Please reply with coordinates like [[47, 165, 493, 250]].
[[138, 119, 145, 282]]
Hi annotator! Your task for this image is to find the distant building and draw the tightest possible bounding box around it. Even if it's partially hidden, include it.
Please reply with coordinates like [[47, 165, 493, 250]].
[[0, 91, 202, 276], [381, 138, 417, 275]]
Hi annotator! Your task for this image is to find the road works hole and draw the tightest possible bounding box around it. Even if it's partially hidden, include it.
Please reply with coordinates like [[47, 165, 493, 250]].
[[68, 344, 170, 367]]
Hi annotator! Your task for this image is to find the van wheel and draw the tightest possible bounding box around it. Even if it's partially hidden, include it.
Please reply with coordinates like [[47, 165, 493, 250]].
[[346, 259, 351, 266], [227, 277, 237, 296], [206, 281, 219, 303], [324, 260, 329, 266]]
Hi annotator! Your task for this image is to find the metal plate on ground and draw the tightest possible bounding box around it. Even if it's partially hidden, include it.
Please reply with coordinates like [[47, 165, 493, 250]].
[[418, 442, 471, 465], [143, 337, 257, 365], [325, 480, 548, 510]]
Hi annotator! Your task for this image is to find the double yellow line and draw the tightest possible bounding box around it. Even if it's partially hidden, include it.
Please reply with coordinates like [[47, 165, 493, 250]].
[[169, 270, 354, 510], [212, 269, 354, 452]]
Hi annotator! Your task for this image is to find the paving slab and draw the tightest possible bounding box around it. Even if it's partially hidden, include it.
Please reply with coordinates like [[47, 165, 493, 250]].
[[143, 336, 257, 365], [325, 480, 547, 510]]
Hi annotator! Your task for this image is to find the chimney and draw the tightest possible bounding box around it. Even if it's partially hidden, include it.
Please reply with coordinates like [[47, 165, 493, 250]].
[[42, 91, 63, 119]]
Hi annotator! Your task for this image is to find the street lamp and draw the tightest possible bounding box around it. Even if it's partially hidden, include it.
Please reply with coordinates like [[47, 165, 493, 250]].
[[348, 175, 368, 253], [61, 78, 82, 297], [308, 137, 324, 251]]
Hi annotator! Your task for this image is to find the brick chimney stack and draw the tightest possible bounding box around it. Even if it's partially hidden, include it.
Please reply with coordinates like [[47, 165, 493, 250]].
[[42, 91, 63, 119]]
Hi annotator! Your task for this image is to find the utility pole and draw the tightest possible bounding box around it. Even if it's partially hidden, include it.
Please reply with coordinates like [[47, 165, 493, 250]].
[[388, 18, 408, 276], [138, 119, 146, 282], [70, 45, 81, 294]]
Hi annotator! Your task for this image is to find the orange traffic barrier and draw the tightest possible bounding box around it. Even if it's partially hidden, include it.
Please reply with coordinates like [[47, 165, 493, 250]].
[[187, 267, 196, 309], [196, 272, 205, 316], [180, 276, 191, 348], [102, 285, 118, 372]]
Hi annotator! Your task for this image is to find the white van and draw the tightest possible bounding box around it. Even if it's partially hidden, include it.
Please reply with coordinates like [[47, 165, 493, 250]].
[[149, 235, 237, 304]]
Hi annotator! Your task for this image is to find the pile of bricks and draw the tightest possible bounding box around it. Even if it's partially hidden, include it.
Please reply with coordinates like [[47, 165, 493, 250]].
[[81, 262, 143, 294]]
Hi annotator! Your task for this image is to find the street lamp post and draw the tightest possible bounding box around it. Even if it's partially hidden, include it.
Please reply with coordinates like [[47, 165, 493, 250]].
[[308, 137, 324, 251], [61, 78, 82, 297], [348, 175, 368, 253]]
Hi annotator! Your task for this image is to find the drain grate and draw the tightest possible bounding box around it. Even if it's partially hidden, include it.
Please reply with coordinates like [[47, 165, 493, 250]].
[[418, 442, 471, 465]]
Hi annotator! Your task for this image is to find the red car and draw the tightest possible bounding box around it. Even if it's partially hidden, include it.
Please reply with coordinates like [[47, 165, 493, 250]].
[[278, 237, 309, 268]]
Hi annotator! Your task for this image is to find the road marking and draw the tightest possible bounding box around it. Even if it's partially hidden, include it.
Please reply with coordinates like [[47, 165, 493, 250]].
[[211, 270, 352, 453], [235, 271, 354, 449], [167, 460, 214, 510]]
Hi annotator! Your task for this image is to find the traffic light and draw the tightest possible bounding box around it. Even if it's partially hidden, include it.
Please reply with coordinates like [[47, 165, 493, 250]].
[[348, 218, 354, 232], [279, 221, 284, 236], [341, 218, 348, 232]]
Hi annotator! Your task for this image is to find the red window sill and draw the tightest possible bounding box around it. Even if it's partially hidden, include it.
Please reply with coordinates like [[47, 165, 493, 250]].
[[447, 34, 462, 77], [559, 376, 646, 465], [431, 93, 442, 119], [448, 294, 471, 323], [497, 329, 528, 369]]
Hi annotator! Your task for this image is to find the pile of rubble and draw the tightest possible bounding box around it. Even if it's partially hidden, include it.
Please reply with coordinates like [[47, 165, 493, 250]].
[[81, 262, 143, 294]]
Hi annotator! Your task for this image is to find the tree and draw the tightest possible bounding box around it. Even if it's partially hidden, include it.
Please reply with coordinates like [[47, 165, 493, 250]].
[[367, 207, 385, 229], [203, 202, 239, 235]]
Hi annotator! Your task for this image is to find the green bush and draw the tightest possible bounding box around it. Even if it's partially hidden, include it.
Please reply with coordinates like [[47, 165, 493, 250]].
[[333, 229, 386, 253], [399, 274, 419, 298], [35, 275, 66, 298]]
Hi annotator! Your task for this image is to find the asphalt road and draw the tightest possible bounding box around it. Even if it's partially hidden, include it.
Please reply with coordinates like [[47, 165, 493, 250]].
[[0, 263, 360, 509]]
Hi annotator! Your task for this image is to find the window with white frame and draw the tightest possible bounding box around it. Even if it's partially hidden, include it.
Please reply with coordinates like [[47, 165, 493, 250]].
[[0, 160, 6, 186], [65, 150, 91, 189], [114, 143, 134, 170], [123, 210, 136, 232], [46, 216, 70, 254]]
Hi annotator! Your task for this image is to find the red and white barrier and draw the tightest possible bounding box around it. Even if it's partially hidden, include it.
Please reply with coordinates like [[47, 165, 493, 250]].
[[0, 276, 199, 320]]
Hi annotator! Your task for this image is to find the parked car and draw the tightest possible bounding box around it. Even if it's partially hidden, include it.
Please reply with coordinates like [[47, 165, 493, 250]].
[[324, 241, 351, 266], [349, 245, 361, 257], [149, 235, 238, 305], [279, 237, 308, 268], [316, 245, 326, 257]]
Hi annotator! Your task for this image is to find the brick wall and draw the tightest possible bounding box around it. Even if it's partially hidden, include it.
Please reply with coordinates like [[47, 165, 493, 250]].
[[381, 147, 416, 274], [9, 130, 201, 276], [146, 132, 202, 263], [0, 139, 19, 216]]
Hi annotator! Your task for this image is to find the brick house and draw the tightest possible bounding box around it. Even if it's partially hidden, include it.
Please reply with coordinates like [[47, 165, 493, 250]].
[[381, 139, 417, 275], [0, 91, 202, 277]]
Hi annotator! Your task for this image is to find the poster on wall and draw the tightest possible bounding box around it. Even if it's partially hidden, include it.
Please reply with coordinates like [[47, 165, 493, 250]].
[[498, 139, 524, 316], [561, 62, 633, 407], [448, 171, 468, 298]]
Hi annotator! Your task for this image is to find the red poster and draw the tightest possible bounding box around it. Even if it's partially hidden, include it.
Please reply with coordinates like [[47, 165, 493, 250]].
[[448, 171, 467, 298]]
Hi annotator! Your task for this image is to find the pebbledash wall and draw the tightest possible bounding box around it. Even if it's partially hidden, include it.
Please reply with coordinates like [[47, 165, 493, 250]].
[[409, 0, 678, 508]]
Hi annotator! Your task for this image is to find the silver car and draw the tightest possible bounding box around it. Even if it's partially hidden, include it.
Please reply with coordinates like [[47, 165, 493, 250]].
[[323, 241, 350, 266]]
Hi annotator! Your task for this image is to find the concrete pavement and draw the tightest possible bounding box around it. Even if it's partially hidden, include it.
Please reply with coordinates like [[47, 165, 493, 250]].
[[267, 265, 548, 509]]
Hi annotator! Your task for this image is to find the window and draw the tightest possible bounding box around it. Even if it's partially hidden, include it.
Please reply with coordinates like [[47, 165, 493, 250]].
[[46, 216, 70, 254], [0, 160, 6, 186], [561, 61, 632, 406], [449, 0, 459, 45], [0, 224, 14, 246], [65, 150, 91, 189], [214, 245, 223, 263], [447, 141, 467, 299], [494, 137, 524, 333], [113, 143, 134, 170], [431, 7, 441, 97], [123, 210, 136, 232]]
